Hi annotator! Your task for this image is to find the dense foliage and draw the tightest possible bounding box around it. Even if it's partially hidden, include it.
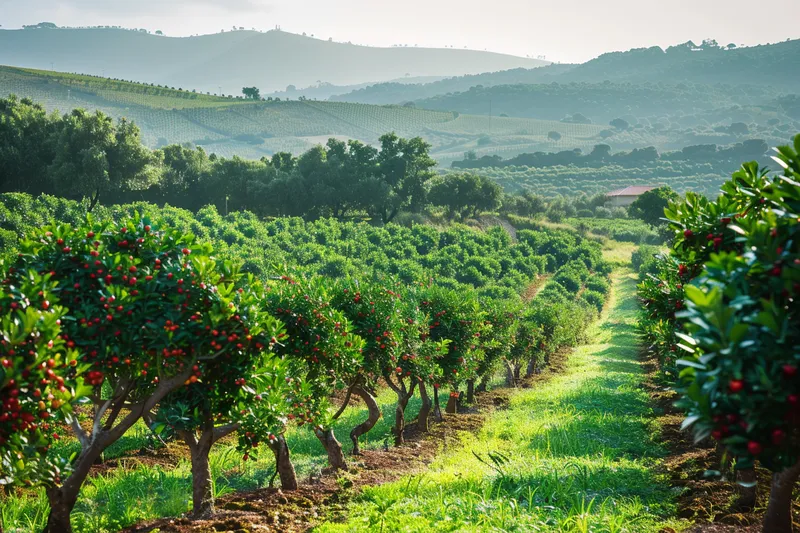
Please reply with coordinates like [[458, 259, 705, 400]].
[[637, 134, 800, 532]]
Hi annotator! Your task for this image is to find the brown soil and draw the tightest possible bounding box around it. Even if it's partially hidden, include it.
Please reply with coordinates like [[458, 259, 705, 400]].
[[642, 357, 800, 532], [121, 353, 569, 533]]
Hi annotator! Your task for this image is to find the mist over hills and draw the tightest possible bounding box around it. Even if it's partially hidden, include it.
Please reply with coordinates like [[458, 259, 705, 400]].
[[331, 39, 800, 107], [0, 27, 548, 95]]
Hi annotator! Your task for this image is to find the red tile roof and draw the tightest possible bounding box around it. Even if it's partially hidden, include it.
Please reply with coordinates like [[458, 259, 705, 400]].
[[607, 186, 658, 197]]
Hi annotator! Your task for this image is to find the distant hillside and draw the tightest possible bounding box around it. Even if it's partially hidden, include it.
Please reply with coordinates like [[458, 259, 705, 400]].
[[411, 82, 793, 126], [331, 40, 800, 107], [0, 27, 548, 95], [1, 65, 621, 163], [330, 64, 575, 105], [558, 39, 800, 87]]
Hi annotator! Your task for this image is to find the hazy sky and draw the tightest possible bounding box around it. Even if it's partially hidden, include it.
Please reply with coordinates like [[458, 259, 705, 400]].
[[2, 0, 799, 63]]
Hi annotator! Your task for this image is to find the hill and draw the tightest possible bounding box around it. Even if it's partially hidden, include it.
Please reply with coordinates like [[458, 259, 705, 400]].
[[0, 65, 631, 163], [330, 40, 800, 107], [0, 27, 548, 95]]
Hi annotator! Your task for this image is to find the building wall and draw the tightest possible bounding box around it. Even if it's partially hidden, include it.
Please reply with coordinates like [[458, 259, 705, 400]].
[[606, 195, 638, 207]]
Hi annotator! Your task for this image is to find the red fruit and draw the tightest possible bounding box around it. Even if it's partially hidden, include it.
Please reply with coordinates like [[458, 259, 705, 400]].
[[129, 266, 137, 273], [728, 380, 744, 393], [706, 233, 714, 240], [62, 247, 71, 253], [395, 367, 402, 374], [772, 266, 783, 277], [182, 248, 191, 255], [144, 225, 151, 232], [683, 229, 693, 238], [87, 232, 95, 238], [57, 239, 64, 245], [711, 430, 723, 440], [772, 429, 786, 445], [788, 394, 799, 406], [783, 365, 798, 378], [747, 441, 763, 456], [106, 314, 113, 322], [42, 300, 50, 310]]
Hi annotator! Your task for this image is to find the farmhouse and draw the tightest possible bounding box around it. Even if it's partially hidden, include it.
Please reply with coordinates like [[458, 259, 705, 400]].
[[605, 185, 658, 207]]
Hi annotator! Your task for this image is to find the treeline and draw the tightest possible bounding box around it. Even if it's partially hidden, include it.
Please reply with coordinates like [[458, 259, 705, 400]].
[[452, 139, 771, 170], [415, 81, 785, 125], [0, 96, 441, 222]]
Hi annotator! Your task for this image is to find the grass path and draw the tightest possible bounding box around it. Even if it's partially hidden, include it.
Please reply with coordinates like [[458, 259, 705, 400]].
[[316, 269, 687, 532]]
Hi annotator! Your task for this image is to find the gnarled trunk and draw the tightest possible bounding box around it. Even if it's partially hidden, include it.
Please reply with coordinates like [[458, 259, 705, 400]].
[[269, 435, 298, 490], [445, 392, 458, 414], [466, 380, 475, 404], [526, 357, 537, 377], [505, 362, 516, 387], [477, 375, 489, 393], [392, 393, 411, 446], [763, 459, 800, 533], [433, 386, 443, 422], [350, 385, 381, 455], [45, 486, 77, 533], [417, 382, 432, 432], [180, 425, 215, 519], [315, 428, 347, 470]]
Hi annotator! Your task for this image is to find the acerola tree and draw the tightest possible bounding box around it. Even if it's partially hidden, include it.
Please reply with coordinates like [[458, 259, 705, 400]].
[[329, 278, 401, 453], [383, 284, 447, 443], [7, 216, 263, 532], [148, 266, 288, 518], [0, 272, 84, 487], [419, 285, 486, 413], [675, 137, 800, 533], [475, 299, 519, 393], [265, 272, 363, 470]]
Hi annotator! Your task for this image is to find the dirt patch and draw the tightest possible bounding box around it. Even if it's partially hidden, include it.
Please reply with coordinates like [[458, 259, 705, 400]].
[[642, 357, 800, 532]]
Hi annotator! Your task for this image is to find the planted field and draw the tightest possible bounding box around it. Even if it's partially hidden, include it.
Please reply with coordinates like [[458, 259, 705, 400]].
[[0, 65, 681, 162]]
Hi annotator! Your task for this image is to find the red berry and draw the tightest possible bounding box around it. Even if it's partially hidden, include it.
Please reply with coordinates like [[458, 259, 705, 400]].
[[683, 229, 693, 238], [144, 225, 151, 232], [747, 441, 763, 455], [728, 380, 744, 393], [772, 429, 786, 445], [182, 248, 191, 255], [87, 232, 95, 238], [783, 365, 798, 378]]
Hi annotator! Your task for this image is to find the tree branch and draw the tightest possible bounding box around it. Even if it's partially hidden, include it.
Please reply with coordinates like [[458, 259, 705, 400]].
[[212, 423, 240, 443], [331, 381, 357, 421], [70, 415, 90, 449]]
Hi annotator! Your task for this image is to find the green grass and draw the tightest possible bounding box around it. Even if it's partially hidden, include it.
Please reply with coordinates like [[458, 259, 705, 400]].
[[315, 270, 687, 533]]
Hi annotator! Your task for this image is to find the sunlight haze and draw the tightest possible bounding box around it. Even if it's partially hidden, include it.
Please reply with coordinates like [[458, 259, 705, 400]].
[[2, 0, 799, 62]]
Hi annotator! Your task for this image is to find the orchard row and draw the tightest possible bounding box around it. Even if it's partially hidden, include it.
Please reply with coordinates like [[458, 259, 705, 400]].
[[0, 206, 610, 532]]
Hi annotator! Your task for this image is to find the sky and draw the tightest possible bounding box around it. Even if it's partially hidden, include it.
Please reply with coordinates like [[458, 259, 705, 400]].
[[1, 0, 799, 63]]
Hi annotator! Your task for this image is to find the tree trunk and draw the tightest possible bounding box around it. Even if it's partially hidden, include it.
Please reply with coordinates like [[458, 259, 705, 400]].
[[269, 435, 298, 490], [466, 380, 475, 404], [44, 437, 107, 533], [505, 363, 516, 387], [476, 376, 489, 393], [446, 393, 458, 414], [392, 393, 411, 446], [731, 467, 757, 513], [45, 487, 76, 533], [315, 428, 347, 470], [417, 382, 432, 432], [350, 385, 381, 455], [182, 427, 215, 519], [526, 357, 537, 377], [87, 189, 100, 212], [433, 387, 443, 422], [763, 459, 800, 533]]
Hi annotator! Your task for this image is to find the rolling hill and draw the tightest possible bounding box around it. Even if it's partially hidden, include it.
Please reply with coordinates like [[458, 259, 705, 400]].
[[0, 27, 548, 96], [0, 65, 616, 163], [330, 39, 800, 108]]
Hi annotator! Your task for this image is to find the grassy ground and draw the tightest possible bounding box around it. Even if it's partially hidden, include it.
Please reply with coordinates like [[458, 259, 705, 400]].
[[0, 386, 454, 533], [315, 269, 687, 533]]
